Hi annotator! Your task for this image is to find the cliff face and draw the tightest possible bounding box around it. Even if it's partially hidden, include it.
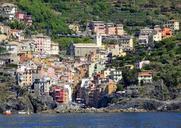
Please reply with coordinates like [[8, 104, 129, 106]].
[[0, 97, 26, 113], [0, 94, 57, 114], [28, 95, 57, 113]]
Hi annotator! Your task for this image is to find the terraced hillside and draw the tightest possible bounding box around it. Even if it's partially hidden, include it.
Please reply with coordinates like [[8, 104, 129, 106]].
[[13, 0, 181, 34]]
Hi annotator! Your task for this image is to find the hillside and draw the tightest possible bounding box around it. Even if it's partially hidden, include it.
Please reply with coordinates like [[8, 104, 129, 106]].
[[14, 0, 181, 35], [110, 33, 181, 100]]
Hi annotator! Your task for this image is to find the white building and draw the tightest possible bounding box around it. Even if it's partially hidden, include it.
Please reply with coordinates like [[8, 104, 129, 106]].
[[109, 68, 122, 82], [138, 35, 149, 45], [104, 68, 122, 82], [140, 27, 153, 36], [73, 34, 102, 57], [19, 39, 36, 53], [103, 36, 134, 51], [153, 26, 162, 42], [51, 43, 59, 55], [136, 60, 150, 69], [4, 42, 19, 54], [0, 3, 17, 20], [164, 20, 180, 31], [0, 59, 5, 67], [16, 61, 38, 87], [153, 31, 162, 42], [88, 62, 105, 77], [138, 71, 153, 84], [139, 27, 154, 46], [64, 84, 72, 102], [33, 77, 51, 96]]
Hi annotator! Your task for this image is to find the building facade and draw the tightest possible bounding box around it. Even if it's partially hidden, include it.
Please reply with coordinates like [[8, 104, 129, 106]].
[[0, 3, 17, 20], [138, 71, 153, 85], [32, 34, 51, 54]]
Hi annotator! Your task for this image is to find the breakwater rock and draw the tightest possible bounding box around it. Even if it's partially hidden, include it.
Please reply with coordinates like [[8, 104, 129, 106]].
[[54, 104, 147, 113], [108, 98, 181, 112]]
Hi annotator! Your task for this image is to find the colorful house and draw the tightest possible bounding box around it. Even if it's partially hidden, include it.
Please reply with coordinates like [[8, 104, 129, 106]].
[[32, 34, 51, 54], [15, 12, 32, 26], [162, 28, 172, 39], [50, 86, 69, 104], [106, 80, 117, 95], [138, 71, 153, 85]]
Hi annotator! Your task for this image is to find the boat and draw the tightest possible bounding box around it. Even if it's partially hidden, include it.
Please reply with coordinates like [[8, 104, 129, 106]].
[[18, 111, 28, 115], [3, 110, 12, 115], [18, 108, 31, 115]]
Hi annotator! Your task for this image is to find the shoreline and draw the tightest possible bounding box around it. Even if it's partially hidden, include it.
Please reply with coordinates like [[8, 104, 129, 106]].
[[42, 108, 148, 114], [2, 108, 181, 115]]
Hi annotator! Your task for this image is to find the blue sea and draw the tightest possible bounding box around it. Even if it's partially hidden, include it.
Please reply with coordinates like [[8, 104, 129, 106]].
[[0, 112, 180, 128]]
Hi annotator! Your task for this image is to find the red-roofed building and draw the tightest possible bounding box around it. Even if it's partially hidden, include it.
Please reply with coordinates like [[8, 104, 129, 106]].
[[138, 71, 153, 84]]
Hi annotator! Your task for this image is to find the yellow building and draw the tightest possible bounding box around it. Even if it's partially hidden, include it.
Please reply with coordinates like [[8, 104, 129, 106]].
[[0, 34, 8, 42], [69, 24, 80, 33], [107, 44, 127, 57], [106, 81, 117, 95]]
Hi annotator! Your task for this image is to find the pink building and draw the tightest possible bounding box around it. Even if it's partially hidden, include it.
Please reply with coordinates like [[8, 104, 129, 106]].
[[90, 21, 124, 36], [40, 66, 56, 79], [15, 12, 25, 20], [32, 34, 51, 54], [90, 21, 106, 35], [15, 12, 32, 26]]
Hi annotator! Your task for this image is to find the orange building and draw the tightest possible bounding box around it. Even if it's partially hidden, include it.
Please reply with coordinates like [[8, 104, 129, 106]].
[[90, 21, 106, 35], [90, 21, 124, 36], [106, 23, 116, 35], [106, 23, 124, 36], [162, 28, 172, 39], [18, 52, 33, 63], [106, 80, 117, 95]]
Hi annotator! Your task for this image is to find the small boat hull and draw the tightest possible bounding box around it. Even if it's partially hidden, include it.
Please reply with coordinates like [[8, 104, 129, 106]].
[[3, 110, 12, 115]]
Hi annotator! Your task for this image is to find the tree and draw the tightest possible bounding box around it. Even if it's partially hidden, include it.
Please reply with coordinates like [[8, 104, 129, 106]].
[[116, 84, 123, 91], [8, 20, 26, 30], [122, 69, 138, 86]]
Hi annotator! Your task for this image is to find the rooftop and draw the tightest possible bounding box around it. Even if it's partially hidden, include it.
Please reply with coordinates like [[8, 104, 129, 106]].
[[138, 71, 153, 77], [73, 43, 99, 48], [1, 3, 16, 7]]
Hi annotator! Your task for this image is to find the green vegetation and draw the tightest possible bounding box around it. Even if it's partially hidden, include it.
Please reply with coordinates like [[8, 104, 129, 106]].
[[4, 0, 177, 48], [144, 37, 181, 97], [111, 33, 181, 98], [0, 47, 6, 54], [17, 0, 70, 34], [116, 84, 124, 91], [6, 64, 18, 68], [8, 20, 26, 29], [0, 83, 13, 102], [15, 0, 181, 36]]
